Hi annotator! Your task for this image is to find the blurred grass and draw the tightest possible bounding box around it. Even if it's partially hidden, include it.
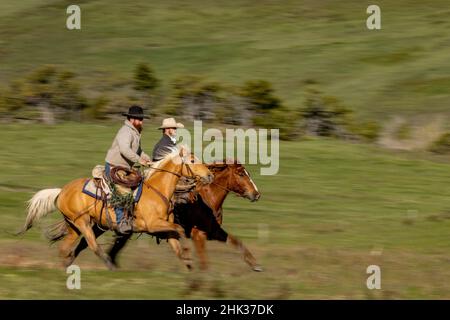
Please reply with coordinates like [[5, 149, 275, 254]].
[[0, 122, 449, 298], [1, 0, 450, 118]]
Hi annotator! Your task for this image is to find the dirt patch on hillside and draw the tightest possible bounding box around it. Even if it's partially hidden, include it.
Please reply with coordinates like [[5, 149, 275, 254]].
[[379, 114, 447, 151]]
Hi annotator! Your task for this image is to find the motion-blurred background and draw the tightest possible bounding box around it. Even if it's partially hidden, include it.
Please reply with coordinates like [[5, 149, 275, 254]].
[[0, 0, 449, 299]]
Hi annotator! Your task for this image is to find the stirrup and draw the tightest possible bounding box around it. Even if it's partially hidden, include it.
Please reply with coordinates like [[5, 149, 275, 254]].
[[116, 219, 133, 234]]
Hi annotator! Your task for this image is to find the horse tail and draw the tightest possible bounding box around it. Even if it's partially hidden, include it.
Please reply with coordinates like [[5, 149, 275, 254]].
[[17, 188, 62, 235], [44, 219, 69, 243]]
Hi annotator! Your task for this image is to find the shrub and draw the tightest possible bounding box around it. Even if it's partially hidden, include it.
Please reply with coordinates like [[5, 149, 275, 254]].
[[429, 132, 450, 154], [348, 120, 382, 142], [133, 63, 159, 93], [165, 75, 226, 121], [300, 88, 353, 138], [394, 123, 412, 140], [0, 80, 26, 116], [240, 80, 281, 111], [252, 107, 299, 141], [84, 96, 109, 120], [18, 65, 89, 123]]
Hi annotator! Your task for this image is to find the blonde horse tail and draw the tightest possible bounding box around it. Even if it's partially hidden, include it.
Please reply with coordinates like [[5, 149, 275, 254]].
[[17, 188, 62, 235], [44, 219, 69, 243]]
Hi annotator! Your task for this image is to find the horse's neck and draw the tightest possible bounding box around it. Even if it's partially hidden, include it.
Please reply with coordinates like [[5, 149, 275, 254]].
[[200, 173, 229, 212], [146, 160, 180, 198]]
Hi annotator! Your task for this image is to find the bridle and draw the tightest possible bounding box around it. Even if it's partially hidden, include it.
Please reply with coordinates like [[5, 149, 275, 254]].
[[144, 154, 197, 179], [142, 153, 200, 212], [210, 180, 241, 197], [208, 166, 244, 198]]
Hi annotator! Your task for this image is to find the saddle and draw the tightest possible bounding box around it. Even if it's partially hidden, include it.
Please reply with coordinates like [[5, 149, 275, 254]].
[[91, 165, 142, 195], [173, 176, 198, 204], [89, 165, 143, 233]]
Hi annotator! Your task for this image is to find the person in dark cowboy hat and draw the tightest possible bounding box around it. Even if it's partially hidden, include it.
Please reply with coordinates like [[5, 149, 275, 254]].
[[105, 105, 152, 234]]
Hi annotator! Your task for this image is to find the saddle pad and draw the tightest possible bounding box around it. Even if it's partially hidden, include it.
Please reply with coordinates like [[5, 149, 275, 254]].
[[82, 179, 144, 203]]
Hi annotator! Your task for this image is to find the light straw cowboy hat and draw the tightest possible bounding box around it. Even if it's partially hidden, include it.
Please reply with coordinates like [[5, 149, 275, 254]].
[[158, 117, 184, 129]]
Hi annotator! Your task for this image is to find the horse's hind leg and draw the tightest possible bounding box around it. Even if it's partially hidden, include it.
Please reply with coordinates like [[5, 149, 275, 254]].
[[72, 216, 116, 271], [59, 223, 81, 268], [71, 224, 105, 263], [75, 229, 132, 268]]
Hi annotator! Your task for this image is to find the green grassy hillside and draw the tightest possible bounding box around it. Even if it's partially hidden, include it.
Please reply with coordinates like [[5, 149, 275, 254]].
[[1, 0, 450, 118]]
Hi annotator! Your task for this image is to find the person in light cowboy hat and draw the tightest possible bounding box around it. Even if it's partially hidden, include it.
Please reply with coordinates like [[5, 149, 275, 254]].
[[105, 105, 152, 234], [152, 117, 184, 161]]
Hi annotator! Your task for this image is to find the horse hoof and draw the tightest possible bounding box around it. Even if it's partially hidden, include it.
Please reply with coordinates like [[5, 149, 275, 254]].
[[109, 265, 117, 271], [252, 265, 263, 272], [106, 261, 118, 271]]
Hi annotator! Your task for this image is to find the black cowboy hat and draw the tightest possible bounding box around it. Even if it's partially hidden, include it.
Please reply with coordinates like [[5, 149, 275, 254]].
[[122, 105, 150, 119]]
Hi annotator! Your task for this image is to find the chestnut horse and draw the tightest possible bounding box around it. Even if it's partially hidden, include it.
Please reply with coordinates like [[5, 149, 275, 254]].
[[63, 160, 262, 271], [174, 160, 262, 271], [18, 147, 213, 270]]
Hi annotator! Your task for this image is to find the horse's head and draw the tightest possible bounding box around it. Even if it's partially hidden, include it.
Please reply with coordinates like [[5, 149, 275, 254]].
[[208, 159, 261, 202], [177, 146, 213, 184]]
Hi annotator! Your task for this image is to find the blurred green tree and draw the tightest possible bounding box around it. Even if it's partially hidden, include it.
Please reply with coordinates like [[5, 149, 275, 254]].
[[84, 96, 109, 120], [429, 132, 450, 154], [21, 65, 87, 123], [165, 75, 226, 121], [298, 87, 381, 142], [133, 63, 159, 92], [53, 70, 88, 121], [133, 63, 159, 113], [23, 65, 58, 124], [240, 80, 281, 111], [0, 80, 26, 117], [300, 88, 353, 138]]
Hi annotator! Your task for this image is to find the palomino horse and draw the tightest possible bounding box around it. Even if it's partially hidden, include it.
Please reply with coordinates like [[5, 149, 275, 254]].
[[66, 160, 262, 271], [18, 147, 213, 270]]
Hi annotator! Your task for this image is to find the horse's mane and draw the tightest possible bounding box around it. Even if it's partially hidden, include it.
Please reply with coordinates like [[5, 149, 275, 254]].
[[142, 145, 195, 179], [207, 158, 241, 170], [143, 147, 180, 179]]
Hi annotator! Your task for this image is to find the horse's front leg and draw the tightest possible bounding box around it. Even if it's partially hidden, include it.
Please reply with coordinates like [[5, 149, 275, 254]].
[[167, 236, 192, 271], [191, 227, 208, 270], [225, 231, 263, 272], [135, 217, 192, 270], [206, 219, 262, 272], [107, 232, 132, 267]]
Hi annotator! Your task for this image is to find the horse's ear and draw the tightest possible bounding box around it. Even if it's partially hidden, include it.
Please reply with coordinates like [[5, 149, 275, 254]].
[[179, 145, 188, 157], [208, 163, 227, 171], [225, 158, 235, 165]]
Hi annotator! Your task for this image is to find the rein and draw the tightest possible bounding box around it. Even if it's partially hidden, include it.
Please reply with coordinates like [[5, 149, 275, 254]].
[[146, 166, 182, 178], [144, 156, 196, 179], [143, 155, 197, 212], [210, 181, 242, 197], [145, 183, 173, 212]]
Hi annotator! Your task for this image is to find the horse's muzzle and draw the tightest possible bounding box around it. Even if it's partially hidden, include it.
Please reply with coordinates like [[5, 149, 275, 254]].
[[248, 191, 261, 202]]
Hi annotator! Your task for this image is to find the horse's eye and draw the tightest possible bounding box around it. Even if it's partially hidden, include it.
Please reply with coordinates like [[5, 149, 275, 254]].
[[191, 159, 195, 163]]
